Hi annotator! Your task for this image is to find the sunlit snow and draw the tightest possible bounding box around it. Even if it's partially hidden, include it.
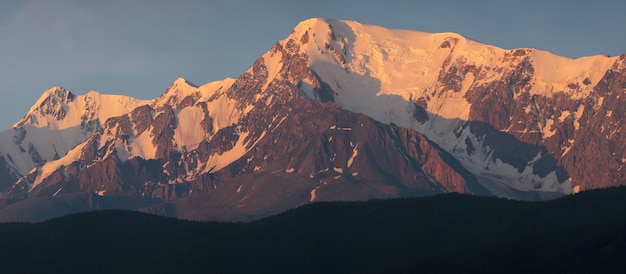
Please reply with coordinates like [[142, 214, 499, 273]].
[[346, 143, 358, 168], [283, 18, 592, 195]]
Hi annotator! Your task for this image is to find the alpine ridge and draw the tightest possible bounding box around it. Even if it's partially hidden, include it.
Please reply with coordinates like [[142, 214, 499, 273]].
[[0, 18, 624, 222]]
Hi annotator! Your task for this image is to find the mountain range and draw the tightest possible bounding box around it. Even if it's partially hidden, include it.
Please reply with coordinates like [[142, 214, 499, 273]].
[[1, 18, 625, 222]]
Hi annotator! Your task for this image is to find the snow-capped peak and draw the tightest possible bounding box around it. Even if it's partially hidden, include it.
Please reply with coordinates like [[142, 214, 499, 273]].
[[13, 87, 152, 130], [173, 77, 197, 87], [36, 86, 74, 104], [154, 77, 240, 109], [283, 18, 618, 121], [275, 18, 622, 196], [0, 87, 152, 176], [528, 49, 617, 98], [12, 87, 75, 128], [152, 77, 200, 109], [290, 17, 324, 34]]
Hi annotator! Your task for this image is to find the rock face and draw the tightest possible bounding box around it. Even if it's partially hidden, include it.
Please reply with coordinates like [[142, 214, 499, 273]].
[[0, 18, 624, 222]]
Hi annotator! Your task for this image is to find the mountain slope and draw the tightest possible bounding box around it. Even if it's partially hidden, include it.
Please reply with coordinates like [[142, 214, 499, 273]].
[[0, 18, 625, 221]]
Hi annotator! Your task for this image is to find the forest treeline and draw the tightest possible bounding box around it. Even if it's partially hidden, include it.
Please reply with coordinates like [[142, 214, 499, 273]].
[[1, 186, 625, 273]]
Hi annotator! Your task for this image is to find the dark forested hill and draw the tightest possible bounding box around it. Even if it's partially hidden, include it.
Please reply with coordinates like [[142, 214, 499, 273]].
[[1, 186, 626, 273]]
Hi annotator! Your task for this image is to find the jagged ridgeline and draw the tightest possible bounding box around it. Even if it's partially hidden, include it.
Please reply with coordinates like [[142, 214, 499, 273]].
[[1, 18, 625, 222]]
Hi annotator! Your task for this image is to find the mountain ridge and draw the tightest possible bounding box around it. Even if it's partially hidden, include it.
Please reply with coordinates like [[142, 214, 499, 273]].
[[0, 18, 624, 222]]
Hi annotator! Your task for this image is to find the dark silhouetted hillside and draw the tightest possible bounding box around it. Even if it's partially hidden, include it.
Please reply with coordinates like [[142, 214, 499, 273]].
[[1, 186, 626, 273]]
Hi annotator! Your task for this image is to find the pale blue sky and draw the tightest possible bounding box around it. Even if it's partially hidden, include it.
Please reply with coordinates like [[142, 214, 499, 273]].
[[1, 0, 624, 129]]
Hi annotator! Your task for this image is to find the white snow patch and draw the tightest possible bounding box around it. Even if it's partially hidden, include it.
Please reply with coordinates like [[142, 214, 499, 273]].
[[309, 187, 318, 202], [346, 143, 359, 168], [542, 118, 556, 138], [285, 168, 295, 173], [595, 97, 604, 110], [32, 141, 88, 190], [205, 95, 247, 134], [477, 155, 573, 195], [271, 115, 289, 131], [173, 105, 207, 150], [562, 139, 575, 157], [125, 129, 158, 160], [198, 78, 236, 101], [426, 90, 473, 120], [53, 187, 62, 197], [333, 167, 343, 174], [558, 111, 571, 122], [202, 132, 258, 173], [574, 105, 585, 131], [329, 125, 352, 131], [523, 104, 532, 114], [298, 78, 316, 99], [114, 140, 131, 161], [162, 161, 171, 176], [530, 50, 616, 98]]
